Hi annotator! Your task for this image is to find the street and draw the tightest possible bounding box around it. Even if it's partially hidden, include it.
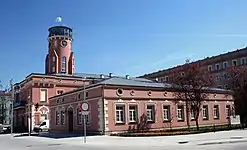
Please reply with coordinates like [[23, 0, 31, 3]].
[[1, 130, 247, 150]]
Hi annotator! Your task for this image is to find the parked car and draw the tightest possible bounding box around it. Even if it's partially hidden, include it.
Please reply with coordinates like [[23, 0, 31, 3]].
[[2, 125, 11, 133], [33, 120, 49, 133]]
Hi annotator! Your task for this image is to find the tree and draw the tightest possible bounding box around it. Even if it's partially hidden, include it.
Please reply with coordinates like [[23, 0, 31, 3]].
[[171, 61, 214, 130], [226, 66, 247, 127]]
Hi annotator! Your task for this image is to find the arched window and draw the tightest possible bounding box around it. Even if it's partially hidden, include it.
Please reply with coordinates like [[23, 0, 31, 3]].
[[61, 56, 66, 73]]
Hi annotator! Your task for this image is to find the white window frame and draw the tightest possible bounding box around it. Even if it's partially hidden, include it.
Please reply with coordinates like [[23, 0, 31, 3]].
[[146, 105, 155, 122], [208, 65, 212, 71], [52, 66, 55, 73], [232, 59, 237, 66], [52, 56, 56, 62], [223, 62, 228, 69], [55, 111, 60, 125], [60, 110, 65, 125], [40, 89, 47, 102], [202, 105, 208, 120], [163, 105, 170, 121], [213, 105, 219, 119], [215, 64, 220, 71], [241, 58, 245, 65], [129, 105, 137, 123], [61, 56, 66, 72], [54, 40, 58, 47], [77, 109, 82, 125], [56, 90, 64, 95], [177, 106, 184, 121], [115, 105, 125, 123], [191, 109, 195, 120]]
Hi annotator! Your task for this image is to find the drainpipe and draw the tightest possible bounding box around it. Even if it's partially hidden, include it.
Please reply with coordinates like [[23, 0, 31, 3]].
[[102, 84, 106, 135]]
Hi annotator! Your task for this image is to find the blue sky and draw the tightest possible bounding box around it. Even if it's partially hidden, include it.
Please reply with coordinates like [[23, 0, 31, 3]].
[[1, 0, 247, 88]]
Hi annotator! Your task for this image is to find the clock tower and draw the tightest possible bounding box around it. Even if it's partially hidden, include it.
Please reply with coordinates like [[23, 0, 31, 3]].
[[45, 25, 75, 75]]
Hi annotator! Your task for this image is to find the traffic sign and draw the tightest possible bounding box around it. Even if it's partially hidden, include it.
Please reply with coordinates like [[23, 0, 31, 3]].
[[80, 102, 89, 112]]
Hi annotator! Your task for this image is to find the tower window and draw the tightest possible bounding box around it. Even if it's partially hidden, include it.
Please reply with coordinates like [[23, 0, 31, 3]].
[[52, 56, 56, 62], [61, 56, 66, 73], [54, 40, 58, 47]]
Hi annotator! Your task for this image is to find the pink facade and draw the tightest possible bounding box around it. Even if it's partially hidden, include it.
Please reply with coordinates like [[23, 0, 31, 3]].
[[45, 26, 75, 75], [49, 84, 234, 134], [13, 73, 88, 132]]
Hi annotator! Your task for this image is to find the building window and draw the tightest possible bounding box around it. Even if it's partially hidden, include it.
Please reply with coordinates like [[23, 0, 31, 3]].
[[77, 109, 90, 126], [83, 114, 90, 126], [40, 114, 47, 122], [216, 75, 220, 81], [61, 56, 66, 73], [163, 105, 170, 121], [213, 105, 219, 119], [54, 40, 57, 47], [215, 64, 220, 71], [191, 109, 195, 120], [52, 66, 55, 73], [55, 111, 60, 125], [40, 89, 47, 102], [223, 73, 227, 80], [146, 105, 155, 122], [232, 60, 237, 66], [202, 105, 209, 120], [223, 62, 228, 69], [177, 105, 184, 121], [208, 65, 212, 71], [77, 109, 82, 125], [115, 105, 125, 123], [165, 76, 169, 82], [129, 105, 137, 123], [241, 58, 245, 65], [52, 56, 56, 62], [60, 110, 65, 125], [226, 105, 231, 118], [57, 90, 64, 95]]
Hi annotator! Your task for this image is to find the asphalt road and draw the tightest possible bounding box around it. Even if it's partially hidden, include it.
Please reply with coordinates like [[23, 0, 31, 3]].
[[0, 134, 247, 150]]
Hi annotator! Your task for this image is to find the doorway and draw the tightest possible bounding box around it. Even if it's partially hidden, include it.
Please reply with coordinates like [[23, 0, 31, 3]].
[[68, 110, 73, 132]]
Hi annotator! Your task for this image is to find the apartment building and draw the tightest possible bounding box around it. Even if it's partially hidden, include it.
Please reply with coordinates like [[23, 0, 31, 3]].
[[140, 47, 247, 89]]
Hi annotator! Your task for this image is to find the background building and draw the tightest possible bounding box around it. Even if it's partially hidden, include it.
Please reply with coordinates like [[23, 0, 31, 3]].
[[140, 47, 247, 89], [0, 90, 12, 125], [49, 76, 234, 134]]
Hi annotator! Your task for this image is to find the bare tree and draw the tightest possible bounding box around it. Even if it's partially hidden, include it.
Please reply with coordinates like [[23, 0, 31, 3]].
[[171, 61, 214, 130], [226, 66, 247, 127]]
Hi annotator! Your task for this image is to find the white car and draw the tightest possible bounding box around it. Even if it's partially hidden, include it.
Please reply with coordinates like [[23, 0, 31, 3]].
[[33, 120, 49, 133]]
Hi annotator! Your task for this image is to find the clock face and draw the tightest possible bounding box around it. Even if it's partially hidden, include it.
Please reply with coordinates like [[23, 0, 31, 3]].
[[61, 40, 67, 47]]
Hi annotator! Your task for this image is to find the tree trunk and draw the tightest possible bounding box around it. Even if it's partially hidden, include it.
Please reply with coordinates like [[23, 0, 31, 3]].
[[185, 101, 190, 130], [195, 110, 200, 131]]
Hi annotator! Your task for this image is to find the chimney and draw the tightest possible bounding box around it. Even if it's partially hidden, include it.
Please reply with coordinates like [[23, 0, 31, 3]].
[[126, 75, 130, 79], [109, 73, 113, 77], [100, 74, 104, 79]]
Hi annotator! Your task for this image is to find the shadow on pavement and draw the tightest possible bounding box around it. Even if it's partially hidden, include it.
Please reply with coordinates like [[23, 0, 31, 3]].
[[37, 132, 100, 139]]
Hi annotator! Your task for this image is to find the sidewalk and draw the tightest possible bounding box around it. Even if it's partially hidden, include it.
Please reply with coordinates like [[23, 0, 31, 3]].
[[19, 129, 247, 146]]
